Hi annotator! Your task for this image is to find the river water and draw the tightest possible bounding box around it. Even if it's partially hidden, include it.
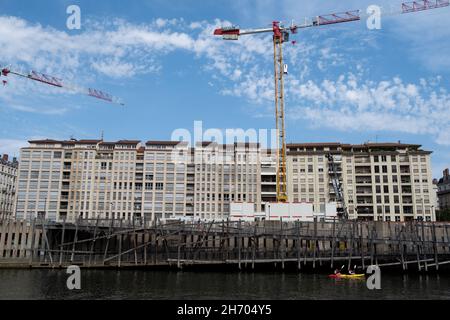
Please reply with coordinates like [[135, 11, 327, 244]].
[[0, 270, 449, 300]]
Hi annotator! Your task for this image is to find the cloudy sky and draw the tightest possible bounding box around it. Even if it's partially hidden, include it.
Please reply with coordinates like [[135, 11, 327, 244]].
[[0, 0, 449, 178]]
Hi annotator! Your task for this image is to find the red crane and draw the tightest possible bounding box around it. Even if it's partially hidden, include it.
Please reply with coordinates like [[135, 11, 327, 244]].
[[0, 66, 124, 106], [214, 0, 449, 207]]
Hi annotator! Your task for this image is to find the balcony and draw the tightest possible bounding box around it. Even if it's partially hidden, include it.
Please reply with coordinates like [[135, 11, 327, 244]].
[[402, 196, 413, 204], [355, 159, 371, 165], [402, 187, 412, 194], [403, 206, 414, 214], [356, 178, 372, 185], [357, 206, 374, 215], [356, 187, 373, 195], [400, 166, 411, 174], [401, 177, 411, 184]]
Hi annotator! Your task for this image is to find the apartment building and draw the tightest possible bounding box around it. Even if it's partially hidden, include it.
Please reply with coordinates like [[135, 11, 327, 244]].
[[0, 154, 18, 220], [15, 139, 435, 222], [287, 143, 435, 222], [16, 139, 261, 222]]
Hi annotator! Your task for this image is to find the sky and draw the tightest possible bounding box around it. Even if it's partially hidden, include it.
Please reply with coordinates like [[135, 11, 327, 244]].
[[0, 0, 449, 178]]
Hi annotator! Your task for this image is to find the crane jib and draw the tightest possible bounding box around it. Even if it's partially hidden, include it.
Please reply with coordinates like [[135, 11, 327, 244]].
[[88, 88, 113, 102], [28, 71, 64, 88]]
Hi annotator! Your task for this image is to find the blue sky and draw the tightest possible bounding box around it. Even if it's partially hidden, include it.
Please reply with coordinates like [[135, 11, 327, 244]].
[[0, 0, 449, 178]]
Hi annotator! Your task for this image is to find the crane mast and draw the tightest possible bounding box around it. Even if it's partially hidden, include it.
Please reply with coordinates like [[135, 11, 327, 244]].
[[273, 22, 289, 202]]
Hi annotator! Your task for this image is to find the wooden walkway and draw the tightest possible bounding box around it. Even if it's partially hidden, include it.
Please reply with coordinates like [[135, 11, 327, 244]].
[[1, 218, 450, 272]]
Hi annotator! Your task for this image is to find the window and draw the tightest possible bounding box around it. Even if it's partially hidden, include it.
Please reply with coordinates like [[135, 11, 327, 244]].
[[155, 183, 164, 190]]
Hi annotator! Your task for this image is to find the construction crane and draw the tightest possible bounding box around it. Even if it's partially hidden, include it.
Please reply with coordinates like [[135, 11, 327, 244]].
[[214, 0, 449, 205], [0, 66, 124, 106], [327, 154, 347, 219]]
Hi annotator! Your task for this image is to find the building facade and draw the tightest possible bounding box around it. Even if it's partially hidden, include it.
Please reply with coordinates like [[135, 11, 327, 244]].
[[15, 139, 435, 222], [15, 139, 261, 222], [437, 169, 450, 211], [0, 154, 18, 220], [286, 143, 436, 222]]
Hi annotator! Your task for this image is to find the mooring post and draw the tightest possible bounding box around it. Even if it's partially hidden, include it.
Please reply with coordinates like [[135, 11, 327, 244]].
[[132, 217, 138, 266], [28, 218, 37, 266], [252, 223, 257, 270], [297, 221, 301, 271], [347, 221, 354, 271], [118, 219, 123, 268], [41, 218, 53, 266], [331, 217, 336, 269], [281, 220, 285, 270], [421, 220, 428, 272], [238, 220, 242, 270], [397, 225, 405, 271], [144, 216, 148, 266], [369, 222, 374, 266], [71, 217, 79, 263], [414, 221, 422, 272], [88, 217, 100, 267], [360, 222, 365, 270], [59, 217, 66, 267], [103, 217, 115, 266], [312, 217, 318, 269], [432, 223, 439, 271]]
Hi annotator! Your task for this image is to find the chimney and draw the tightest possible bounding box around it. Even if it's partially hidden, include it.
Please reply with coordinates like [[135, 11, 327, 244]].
[[2, 154, 8, 162]]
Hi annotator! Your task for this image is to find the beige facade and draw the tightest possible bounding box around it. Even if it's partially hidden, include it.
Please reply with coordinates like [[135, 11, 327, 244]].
[[287, 143, 436, 222], [0, 154, 18, 220], [15, 139, 435, 222], [16, 139, 262, 222]]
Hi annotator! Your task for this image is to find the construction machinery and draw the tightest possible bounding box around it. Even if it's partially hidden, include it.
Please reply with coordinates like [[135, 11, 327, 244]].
[[327, 154, 348, 219], [214, 0, 449, 208], [0, 66, 124, 105]]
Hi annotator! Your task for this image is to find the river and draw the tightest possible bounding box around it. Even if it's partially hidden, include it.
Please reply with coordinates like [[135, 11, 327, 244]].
[[0, 270, 449, 300]]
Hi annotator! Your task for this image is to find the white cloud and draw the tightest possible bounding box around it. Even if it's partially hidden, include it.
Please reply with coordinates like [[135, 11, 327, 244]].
[[1, 10, 450, 150], [288, 74, 450, 145], [0, 139, 28, 157]]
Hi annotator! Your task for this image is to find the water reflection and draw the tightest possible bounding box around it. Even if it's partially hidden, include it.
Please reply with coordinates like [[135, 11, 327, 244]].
[[0, 270, 448, 300]]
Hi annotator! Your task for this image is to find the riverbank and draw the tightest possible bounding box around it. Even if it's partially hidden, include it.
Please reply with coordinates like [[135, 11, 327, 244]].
[[2, 219, 450, 274]]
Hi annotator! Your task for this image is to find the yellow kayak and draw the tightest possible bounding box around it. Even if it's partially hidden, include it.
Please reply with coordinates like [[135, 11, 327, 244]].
[[329, 273, 365, 279]]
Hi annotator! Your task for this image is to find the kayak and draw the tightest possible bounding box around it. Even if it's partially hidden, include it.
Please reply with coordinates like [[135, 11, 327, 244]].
[[329, 274, 365, 279]]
